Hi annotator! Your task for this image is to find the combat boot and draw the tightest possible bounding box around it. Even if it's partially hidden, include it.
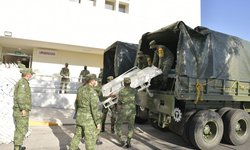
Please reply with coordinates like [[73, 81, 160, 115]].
[[96, 139, 103, 145], [126, 138, 131, 148], [121, 140, 127, 148], [101, 123, 105, 132], [20, 146, 26, 150], [111, 126, 115, 134]]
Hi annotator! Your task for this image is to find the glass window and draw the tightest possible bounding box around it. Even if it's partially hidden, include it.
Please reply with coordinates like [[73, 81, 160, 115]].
[[119, 2, 129, 13], [119, 3, 125, 13], [105, 0, 115, 10]]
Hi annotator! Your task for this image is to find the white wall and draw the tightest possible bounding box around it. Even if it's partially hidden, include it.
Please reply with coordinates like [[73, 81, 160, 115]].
[[0, 0, 201, 89], [32, 48, 102, 77], [0, 0, 200, 49]]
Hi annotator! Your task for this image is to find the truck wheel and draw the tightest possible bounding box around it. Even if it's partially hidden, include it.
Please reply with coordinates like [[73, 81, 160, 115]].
[[182, 109, 197, 144], [189, 110, 223, 150], [216, 107, 232, 117], [135, 106, 148, 124], [222, 109, 250, 145]]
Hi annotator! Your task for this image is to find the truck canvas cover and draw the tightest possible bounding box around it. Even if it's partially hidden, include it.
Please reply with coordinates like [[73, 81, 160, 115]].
[[139, 21, 250, 82], [103, 41, 138, 84]]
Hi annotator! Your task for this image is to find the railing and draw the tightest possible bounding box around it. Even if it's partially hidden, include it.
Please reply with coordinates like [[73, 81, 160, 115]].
[[30, 75, 81, 94]]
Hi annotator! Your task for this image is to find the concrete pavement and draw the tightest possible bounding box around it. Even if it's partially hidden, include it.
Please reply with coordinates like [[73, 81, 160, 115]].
[[1, 107, 250, 150], [1, 107, 186, 150]]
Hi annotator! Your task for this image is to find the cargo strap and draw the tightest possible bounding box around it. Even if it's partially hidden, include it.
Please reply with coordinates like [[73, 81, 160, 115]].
[[195, 80, 203, 104]]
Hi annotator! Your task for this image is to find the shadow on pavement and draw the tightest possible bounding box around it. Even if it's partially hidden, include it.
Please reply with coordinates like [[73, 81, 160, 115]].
[[49, 119, 72, 150]]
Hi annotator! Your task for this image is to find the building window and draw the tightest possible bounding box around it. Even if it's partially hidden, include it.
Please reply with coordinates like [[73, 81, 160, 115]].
[[105, 0, 115, 10], [119, 2, 129, 13]]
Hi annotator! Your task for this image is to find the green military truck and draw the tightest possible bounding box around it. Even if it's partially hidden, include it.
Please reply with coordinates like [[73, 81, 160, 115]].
[[134, 21, 250, 149]]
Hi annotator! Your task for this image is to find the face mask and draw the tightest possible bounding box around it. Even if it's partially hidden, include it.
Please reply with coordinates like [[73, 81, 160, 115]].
[[28, 74, 35, 81], [93, 80, 98, 87]]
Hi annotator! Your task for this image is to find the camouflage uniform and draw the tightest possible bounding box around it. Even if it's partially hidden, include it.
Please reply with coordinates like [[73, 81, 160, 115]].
[[116, 77, 137, 148], [60, 63, 70, 93], [17, 61, 26, 69], [150, 40, 174, 89], [136, 51, 150, 69], [152, 45, 174, 74], [69, 74, 101, 150], [101, 76, 117, 133], [78, 66, 90, 83], [13, 68, 34, 150]]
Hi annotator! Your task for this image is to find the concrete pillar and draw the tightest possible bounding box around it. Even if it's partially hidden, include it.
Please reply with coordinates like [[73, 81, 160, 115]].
[[115, 0, 119, 11], [96, 0, 105, 9]]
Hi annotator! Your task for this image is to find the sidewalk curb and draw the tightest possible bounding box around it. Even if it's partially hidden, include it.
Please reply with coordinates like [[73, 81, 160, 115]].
[[29, 120, 75, 126]]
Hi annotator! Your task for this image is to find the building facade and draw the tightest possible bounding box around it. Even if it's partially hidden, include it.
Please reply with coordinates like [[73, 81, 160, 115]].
[[0, 2, 200, 142], [0, 0, 200, 76]]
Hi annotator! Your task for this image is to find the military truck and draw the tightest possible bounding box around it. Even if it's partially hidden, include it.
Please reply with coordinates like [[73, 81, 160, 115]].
[[102, 41, 138, 84], [134, 21, 250, 149], [102, 21, 250, 149]]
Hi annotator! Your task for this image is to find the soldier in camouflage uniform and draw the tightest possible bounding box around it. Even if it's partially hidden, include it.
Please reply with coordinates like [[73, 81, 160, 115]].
[[69, 74, 101, 150], [13, 68, 34, 150], [78, 66, 90, 83], [59, 63, 70, 93], [136, 51, 151, 69], [149, 40, 174, 89], [116, 77, 138, 148], [17, 60, 26, 69], [101, 76, 117, 133]]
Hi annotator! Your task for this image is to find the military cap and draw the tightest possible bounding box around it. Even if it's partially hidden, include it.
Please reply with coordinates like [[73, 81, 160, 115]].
[[20, 68, 35, 75], [85, 73, 97, 82], [107, 76, 114, 81], [149, 40, 157, 49], [123, 77, 131, 84]]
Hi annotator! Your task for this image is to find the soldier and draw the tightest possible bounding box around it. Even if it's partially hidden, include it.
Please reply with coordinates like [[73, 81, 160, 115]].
[[73, 76, 102, 145], [78, 66, 90, 83], [115, 77, 138, 148], [101, 76, 117, 133], [136, 51, 152, 69], [17, 60, 26, 69], [98, 68, 103, 80], [149, 40, 174, 89], [59, 63, 70, 93], [13, 68, 34, 150], [69, 74, 101, 150], [93, 76, 103, 145]]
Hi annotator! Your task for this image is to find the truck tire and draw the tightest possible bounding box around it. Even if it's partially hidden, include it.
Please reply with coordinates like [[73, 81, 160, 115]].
[[222, 109, 250, 145], [135, 105, 148, 124], [188, 110, 223, 150], [216, 107, 232, 118], [182, 109, 197, 144]]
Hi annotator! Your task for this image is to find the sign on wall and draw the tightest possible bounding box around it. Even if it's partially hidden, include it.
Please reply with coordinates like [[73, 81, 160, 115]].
[[37, 49, 57, 57]]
